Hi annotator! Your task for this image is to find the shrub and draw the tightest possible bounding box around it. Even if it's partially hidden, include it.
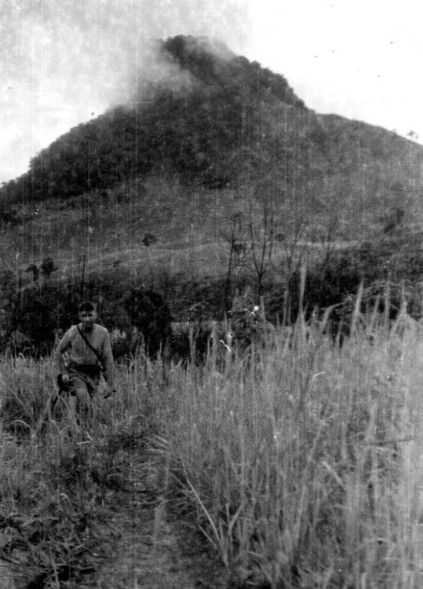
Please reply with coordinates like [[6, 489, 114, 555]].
[[0, 273, 173, 359], [123, 287, 172, 356]]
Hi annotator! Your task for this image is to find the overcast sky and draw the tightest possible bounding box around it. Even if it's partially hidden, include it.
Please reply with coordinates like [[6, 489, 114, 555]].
[[1, 0, 422, 183]]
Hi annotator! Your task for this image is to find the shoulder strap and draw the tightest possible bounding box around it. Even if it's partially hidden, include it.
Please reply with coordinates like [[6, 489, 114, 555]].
[[77, 325, 105, 372]]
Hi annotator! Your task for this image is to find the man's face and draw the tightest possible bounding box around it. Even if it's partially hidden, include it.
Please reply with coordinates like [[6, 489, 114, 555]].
[[79, 310, 97, 331]]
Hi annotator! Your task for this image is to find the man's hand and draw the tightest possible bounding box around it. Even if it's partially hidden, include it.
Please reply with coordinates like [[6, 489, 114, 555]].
[[103, 383, 115, 399], [61, 374, 71, 385], [57, 373, 73, 392]]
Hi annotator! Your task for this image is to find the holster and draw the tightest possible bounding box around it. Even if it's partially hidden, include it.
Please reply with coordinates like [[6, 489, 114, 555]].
[[68, 361, 102, 378]]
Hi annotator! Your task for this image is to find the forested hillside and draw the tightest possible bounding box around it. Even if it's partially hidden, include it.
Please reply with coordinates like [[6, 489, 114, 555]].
[[2, 34, 422, 241], [0, 35, 305, 203], [1, 35, 423, 329]]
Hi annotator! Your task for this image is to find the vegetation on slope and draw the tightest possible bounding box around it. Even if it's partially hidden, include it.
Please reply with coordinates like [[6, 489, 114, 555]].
[[1, 34, 422, 245], [0, 35, 305, 204], [0, 35, 423, 342], [1, 307, 423, 587]]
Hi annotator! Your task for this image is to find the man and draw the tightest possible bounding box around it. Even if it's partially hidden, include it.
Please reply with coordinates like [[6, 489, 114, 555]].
[[55, 301, 114, 422]]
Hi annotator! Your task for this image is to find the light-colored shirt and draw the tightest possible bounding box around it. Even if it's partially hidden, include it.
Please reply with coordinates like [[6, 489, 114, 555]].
[[55, 323, 114, 384]]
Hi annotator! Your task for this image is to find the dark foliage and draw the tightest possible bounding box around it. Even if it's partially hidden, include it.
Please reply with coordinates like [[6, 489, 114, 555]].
[[266, 241, 423, 341], [265, 255, 361, 328], [123, 287, 173, 356], [166, 325, 214, 366], [40, 256, 57, 277], [0, 271, 173, 358], [142, 233, 157, 247]]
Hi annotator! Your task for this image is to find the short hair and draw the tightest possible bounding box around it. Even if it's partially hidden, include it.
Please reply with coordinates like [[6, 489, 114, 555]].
[[78, 301, 97, 313]]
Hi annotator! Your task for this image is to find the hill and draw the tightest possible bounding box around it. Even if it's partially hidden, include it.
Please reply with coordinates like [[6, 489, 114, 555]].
[[1, 34, 423, 311]]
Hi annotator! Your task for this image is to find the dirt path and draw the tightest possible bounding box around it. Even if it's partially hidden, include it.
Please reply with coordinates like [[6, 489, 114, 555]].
[[79, 446, 229, 589], [0, 432, 228, 589]]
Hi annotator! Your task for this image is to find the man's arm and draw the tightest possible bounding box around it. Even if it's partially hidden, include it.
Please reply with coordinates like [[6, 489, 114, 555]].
[[55, 330, 72, 373], [101, 331, 115, 387]]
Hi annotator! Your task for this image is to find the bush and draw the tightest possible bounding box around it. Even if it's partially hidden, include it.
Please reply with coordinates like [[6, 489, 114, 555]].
[[0, 272, 173, 359], [123, 287, 172, 356], [266, 253, 362, 326]]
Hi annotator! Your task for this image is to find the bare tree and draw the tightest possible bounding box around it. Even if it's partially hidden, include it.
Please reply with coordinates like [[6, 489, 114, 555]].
[[248, 202, 276, 298], [220, 212, 247, 312]]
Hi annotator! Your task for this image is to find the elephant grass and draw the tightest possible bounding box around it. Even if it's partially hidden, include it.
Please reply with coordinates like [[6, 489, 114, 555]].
[[1, 311, 423, 587], [156, 312, 423, 588]]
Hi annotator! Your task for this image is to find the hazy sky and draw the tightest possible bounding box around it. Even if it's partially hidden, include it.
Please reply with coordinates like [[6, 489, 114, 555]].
[[1, 0, 422, 183]]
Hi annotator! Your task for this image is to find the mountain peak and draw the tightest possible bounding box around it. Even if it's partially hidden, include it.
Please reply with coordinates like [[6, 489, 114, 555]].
[[161, 35, 235, 63], [2, 32, 423, 256], [159, 34, 306, 109]]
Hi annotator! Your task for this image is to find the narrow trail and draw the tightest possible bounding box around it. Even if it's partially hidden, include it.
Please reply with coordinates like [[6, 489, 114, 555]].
[[79, 445, 229, 589], [0, 430, 228, 589]]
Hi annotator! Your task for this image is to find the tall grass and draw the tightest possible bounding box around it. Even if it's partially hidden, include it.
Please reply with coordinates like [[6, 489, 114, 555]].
[[0, 353, 160, 587], [1, 310, 423, 587], [153, 311, 423, 588]]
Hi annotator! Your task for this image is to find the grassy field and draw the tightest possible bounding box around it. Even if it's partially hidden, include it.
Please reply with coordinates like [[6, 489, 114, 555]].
[[1, 308, 423, 587]]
